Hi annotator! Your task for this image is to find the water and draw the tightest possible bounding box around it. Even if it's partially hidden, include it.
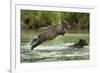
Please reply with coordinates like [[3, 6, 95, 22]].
[[21, 30, 89, 63], [21, 43, 89, 63]]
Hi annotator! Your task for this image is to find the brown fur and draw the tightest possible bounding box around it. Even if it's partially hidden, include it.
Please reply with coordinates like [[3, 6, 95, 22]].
[[30, 20, 70, 50], [69, 39, 88, 49]]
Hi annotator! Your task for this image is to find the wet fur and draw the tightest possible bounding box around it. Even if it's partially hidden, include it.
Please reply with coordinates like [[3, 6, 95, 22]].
[[30, 20, 70, 50], [68, 39, 88, 49]]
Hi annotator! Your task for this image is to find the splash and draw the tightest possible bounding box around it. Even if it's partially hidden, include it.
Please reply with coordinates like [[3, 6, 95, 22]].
[[21, 43, 89, 63]]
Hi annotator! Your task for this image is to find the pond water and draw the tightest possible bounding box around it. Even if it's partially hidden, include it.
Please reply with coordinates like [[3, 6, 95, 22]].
[[21, 43, 89, 63]]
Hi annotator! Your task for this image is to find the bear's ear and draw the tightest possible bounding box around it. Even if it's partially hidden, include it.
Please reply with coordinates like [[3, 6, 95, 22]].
[[79, 39, 83, 41], [78, 39, 83, 43]]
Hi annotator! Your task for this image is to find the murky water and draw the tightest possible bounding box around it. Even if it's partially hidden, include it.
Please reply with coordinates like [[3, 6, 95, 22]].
[[21, 43, 89, 63]]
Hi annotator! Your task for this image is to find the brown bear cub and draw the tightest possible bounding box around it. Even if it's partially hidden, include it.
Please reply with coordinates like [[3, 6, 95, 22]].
[[68, 39, 88, 49]]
